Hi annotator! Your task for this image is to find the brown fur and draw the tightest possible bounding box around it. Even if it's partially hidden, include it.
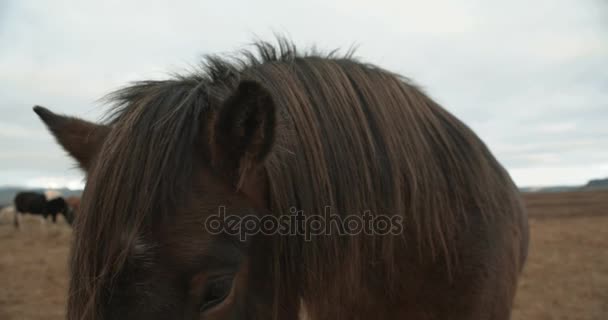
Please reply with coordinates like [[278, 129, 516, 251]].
[[65, 196, 81, 213], [36, 40, 528, 320]]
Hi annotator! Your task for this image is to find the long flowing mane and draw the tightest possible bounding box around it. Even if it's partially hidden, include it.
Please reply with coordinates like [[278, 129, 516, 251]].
[[69, 39, 524, 319]]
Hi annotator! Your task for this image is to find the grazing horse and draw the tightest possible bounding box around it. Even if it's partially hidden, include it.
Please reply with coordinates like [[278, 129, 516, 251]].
[[45, 197, 69, 223], [65, 196, 81, 225], [35, 41, 528, 320], [13, 192, 70, 226], [13, 191, 46, 227], [14, 191, 46, 214]]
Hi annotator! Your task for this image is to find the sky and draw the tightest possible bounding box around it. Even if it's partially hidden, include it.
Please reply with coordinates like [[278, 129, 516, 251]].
[[0, 0, 607, 189]]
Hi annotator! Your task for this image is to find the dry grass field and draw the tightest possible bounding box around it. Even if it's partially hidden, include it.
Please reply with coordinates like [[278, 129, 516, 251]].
[[0, 214, 70, 320], [0, 190, 607, 319]]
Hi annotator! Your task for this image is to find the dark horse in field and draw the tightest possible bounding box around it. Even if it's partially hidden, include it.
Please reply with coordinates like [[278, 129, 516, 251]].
[[35, 41, 528, 320], [13, 192, 69, 227]]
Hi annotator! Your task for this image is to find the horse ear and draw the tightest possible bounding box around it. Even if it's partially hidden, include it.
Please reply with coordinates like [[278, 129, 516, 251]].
[[213, 80, 276, 171], [33, 106, 109, 171]]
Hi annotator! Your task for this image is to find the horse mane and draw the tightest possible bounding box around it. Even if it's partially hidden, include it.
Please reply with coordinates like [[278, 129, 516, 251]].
[[69, 39, 519, 319]]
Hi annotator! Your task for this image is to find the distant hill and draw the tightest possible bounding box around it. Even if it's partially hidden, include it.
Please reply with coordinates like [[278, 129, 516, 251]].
[[2, 177, 606, 202], [520, 186, 580, 193], [521, 177, 608, 193], [584, 178, 608, 190], [0, 186, 82, 206]]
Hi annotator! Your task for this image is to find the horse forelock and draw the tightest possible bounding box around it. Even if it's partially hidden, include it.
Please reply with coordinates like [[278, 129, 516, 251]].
[[68, 79, 212, 319], [68, 39, 520, 320], [244, 55, 518, 318]]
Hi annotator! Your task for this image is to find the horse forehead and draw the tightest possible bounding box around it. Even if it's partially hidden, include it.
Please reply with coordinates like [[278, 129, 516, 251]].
[[131, 236, 147, 252], [123, 234, 155, 259]]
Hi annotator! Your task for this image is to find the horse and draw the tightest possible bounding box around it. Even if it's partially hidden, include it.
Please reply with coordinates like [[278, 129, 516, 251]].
[[35, 40, 529, 320], [65, 196, 81, 225], [13, 191, 46, 227], [13, 192, 70, 227], [45, 196, 69, 223]]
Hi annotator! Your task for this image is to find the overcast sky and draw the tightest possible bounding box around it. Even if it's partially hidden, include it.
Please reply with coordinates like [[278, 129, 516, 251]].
[[1, 0, 606, 189]]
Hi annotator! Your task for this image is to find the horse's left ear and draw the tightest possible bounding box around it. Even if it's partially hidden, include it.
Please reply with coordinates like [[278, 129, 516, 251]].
[[213, 80, 276, 170], [33, 106, 109, 171]]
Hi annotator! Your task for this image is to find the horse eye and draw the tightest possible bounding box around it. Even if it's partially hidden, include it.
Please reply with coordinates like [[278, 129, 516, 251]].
[[200, 277, 233, 313]]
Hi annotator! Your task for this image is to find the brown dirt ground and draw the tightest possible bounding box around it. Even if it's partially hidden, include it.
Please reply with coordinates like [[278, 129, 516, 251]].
[[0, 191, 607, 319]]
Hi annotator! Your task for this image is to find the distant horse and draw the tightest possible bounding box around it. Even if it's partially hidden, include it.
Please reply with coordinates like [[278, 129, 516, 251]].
[[35, 41, 529, 320], [13, 191, 69, 227], [13, 191, 46, 227], [45, 197, 69, 223], [65, 196, 81, 225]]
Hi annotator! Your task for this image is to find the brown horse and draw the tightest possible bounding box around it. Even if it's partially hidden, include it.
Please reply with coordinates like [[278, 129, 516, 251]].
[[65, 196, 81, 225], [35, 41, 528, 320]]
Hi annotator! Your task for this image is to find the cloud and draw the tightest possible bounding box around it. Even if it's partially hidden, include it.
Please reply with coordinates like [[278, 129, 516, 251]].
[[510, 163, 608, 187], [0, 122, 48, 139], [24, 176, 85, 190], [0, 0, 606, 188]]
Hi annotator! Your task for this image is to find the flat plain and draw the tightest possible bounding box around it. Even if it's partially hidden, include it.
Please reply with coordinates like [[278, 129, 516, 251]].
[[1, 190, 607, 319]]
